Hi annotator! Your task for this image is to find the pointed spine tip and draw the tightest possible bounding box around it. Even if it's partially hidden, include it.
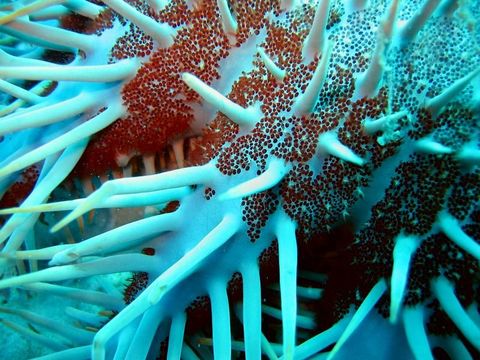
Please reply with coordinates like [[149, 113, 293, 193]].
[[354, 0, 400, 100], [363, 110, 409, 145], [432, 276, 480, 350], [182, 72, 262, 127], [381, 0, 400, 40], [390, 234, 419, 324], [353, 44, 385, 100], [295, 40, 333, 116], [398, 0, 442, 45], [318, 132, 365, 166], [346, 0, 369, 13], [280, 0, 298, 11], [414, 137, 453, 155], [218, 158, 289, 201], [456, 145, 480, 165], [258, 47, 286, 82], [302, 0, 331, 62], [102, 0, 175, 47], [217, 0, 238, 36], [425, 66, 480, 116], [438, 212, 480, 261]]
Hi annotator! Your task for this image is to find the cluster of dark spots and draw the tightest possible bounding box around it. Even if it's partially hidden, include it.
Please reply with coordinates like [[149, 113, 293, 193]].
[[40, 2, 480, 356], [123, 271, 149, 305], [123, 247, 156, 304], [159, 200, 180, 214], [78, 0, 236, 175], [279, 152, 371, 240], [185, 295, 212, 336], [340, 150, 479, 335], [204, 187, 216, 200], [189, 116, 239, 166], [271, 115, 324, 163], [339, 88, 388, 155], [241, 190, 279, 242], [448, 170, 480, 220], [358, 154, 459, 242], [427, 301, 460, 336], [41, 49, 76, 64], [259, 240, 279, 284], [0, 166, 39, 210], [326, 6, 343, 30], [409, 105, 475, 147]]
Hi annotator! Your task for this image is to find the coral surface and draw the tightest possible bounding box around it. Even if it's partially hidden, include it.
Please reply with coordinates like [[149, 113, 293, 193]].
[[0, 0, 479, 359]]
